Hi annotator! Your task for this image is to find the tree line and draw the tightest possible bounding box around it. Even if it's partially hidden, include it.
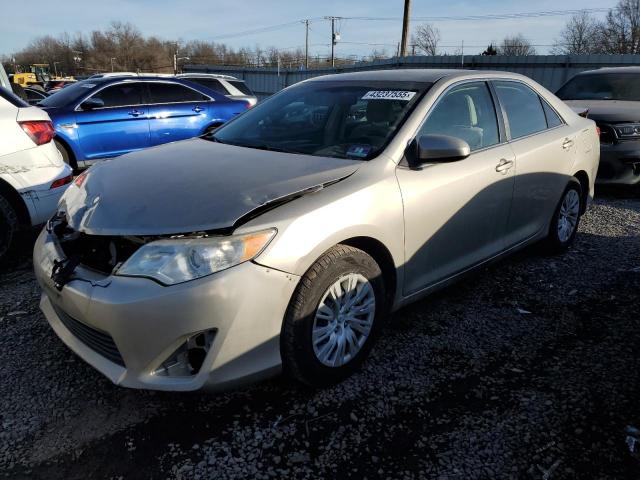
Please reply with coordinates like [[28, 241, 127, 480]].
[[413, 0, 640, 56]]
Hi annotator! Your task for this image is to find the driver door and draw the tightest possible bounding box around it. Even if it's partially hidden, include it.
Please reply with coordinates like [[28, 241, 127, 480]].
[[396, 81, 516, 295], [76, 82, 150, 160]]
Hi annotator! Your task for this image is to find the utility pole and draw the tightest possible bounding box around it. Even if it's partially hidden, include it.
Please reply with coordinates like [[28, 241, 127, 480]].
[[400, 0, 411, 57], [331, 17, 336, 67], [325, 16, 341, 67], [173, 45, 178, 75], [461, 40, 464, 67], [304, 19, 309, 69]]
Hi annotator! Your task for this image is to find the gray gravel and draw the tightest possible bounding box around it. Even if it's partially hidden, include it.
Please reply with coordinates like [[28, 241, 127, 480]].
[[1, 192, 639, 479]]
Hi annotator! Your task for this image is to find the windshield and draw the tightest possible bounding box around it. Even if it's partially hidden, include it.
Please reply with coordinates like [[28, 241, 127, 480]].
[[38, 80, 98, 107], [557, 73, 640, 101], [212, 80, 430, 160]]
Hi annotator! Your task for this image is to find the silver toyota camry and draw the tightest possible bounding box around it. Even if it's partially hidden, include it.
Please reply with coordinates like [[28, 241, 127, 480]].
[[33, 69, 599, 391]]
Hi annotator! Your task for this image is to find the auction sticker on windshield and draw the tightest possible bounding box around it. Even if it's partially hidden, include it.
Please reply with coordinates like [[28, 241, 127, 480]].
[[362, 90, 416, 101]]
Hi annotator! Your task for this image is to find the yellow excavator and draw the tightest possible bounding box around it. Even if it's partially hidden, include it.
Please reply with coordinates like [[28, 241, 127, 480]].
[[12, 64, 74, 88]]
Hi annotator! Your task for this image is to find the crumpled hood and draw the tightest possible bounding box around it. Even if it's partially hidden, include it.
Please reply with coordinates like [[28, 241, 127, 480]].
[[59, 138, 360, 236], [563, 100, 640, 123]]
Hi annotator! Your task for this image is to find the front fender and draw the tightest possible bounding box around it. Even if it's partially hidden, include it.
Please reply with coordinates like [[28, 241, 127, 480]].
[[237, 162, 405, 280]]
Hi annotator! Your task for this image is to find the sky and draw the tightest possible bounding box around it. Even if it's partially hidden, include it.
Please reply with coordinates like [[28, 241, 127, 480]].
[[1, 0, 616, 58]]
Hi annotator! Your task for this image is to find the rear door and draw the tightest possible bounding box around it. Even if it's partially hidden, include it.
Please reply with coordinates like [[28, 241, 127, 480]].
[[146, 82, 212, 145], [492, 80, 577, 247], [75, 82, 150, 159]]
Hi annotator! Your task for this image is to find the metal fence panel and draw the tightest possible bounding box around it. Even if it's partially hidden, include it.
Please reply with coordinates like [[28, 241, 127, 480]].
[[185, 54, 640, 99]]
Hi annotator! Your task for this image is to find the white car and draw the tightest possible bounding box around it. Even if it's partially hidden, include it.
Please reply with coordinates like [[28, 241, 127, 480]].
[[0, 87, 73, 262], [177, 73, 258, 106]]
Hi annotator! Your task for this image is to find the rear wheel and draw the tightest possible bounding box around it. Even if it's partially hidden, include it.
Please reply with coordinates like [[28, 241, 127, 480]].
[[0, 194, 19, 264], [281, 245, 386, 387], [543, 181, 582, 253], [54, 139, 77, 171]]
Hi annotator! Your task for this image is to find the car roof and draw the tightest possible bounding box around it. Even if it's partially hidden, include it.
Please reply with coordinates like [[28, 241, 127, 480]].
[[577, 66, 640, 75], [178, 73, 240, 80], [306, 68, 524, 83]]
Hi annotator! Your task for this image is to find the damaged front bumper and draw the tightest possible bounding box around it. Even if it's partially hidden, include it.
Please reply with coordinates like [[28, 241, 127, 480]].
[[33, 229, 300, 391]]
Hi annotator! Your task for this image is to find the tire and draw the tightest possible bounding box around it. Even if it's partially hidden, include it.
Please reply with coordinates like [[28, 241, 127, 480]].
[[203, 123, 223, 136], [0, 194, 19, 265], [543, 181, 582, 253], [54, 139, 77, 171], [281, 245, 386, 387]]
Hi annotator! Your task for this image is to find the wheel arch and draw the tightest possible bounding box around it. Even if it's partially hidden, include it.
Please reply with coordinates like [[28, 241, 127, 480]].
[[572, 170, 590, 214], [339, 236, 398, 309], [0, 178, 31, 226], [53, 135, 78, 170]]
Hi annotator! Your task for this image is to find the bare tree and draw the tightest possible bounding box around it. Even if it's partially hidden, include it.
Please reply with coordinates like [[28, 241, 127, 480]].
[[552, 11, 601, 54], [498, 34, 536, 56], [411, 24, 440, 55], [599, 0, 640, 53]]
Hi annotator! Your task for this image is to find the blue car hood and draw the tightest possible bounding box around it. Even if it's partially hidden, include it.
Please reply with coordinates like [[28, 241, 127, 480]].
[[58, 138, 360, 236]]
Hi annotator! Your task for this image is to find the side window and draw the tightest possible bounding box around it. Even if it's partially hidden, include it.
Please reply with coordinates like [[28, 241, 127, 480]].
[[148, 83, 208, 104], [542, 100, 563, 128], [419, 82, 499, 152], [90, 83, 143, 108], [188, 78, 228, 94], [494, 81, 548, 139]]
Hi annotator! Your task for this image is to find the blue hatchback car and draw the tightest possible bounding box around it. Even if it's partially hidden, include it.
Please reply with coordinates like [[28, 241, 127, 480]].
[[38, 76, 251, 169]]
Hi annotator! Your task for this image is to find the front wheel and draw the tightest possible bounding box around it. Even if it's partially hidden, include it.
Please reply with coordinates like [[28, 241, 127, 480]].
[[281, 245, 386, 387], [543, 181, 582, 253]]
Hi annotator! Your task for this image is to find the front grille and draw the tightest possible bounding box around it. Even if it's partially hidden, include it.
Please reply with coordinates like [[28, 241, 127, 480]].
[[53, 305, 125, 367]]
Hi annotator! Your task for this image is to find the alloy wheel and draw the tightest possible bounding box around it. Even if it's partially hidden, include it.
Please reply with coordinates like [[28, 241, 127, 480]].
[[557, 188, 580, 243], [312, 273, 376, 367]]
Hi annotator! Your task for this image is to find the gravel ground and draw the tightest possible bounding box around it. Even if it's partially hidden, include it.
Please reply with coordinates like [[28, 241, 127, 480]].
[[1, 190, 639, 480]]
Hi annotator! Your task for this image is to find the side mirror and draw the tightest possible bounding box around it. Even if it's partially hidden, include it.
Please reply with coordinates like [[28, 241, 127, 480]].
[[414, 134, 471, 164], [80, 97, 105, 111]]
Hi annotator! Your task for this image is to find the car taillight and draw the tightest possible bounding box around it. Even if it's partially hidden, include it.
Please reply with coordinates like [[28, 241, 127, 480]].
[[74, 171, 88, 187], [244, 102, 253, 109], [50, 175, 72, 189], [19, 120, 56, 145]]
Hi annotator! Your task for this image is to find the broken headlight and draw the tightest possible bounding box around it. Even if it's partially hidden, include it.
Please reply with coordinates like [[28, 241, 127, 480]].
[[116, 229, 276, 285]]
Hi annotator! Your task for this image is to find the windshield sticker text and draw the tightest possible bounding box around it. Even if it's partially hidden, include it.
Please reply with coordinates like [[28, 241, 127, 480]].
[[362, 90, 416, 101]]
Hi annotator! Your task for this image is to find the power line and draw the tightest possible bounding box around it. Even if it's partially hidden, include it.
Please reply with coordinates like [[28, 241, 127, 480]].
[[203, 8, 610, 43], [340, 8, 610, 22], [206, 18, 323, 41]]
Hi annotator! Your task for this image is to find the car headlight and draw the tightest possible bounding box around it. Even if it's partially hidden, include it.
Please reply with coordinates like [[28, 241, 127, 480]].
[[116, 229, 276, 285], [615, 124, 640, 139]]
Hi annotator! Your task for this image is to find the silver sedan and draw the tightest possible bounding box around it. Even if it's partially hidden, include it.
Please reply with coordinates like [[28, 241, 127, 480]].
[[33, 69, 599, 391]]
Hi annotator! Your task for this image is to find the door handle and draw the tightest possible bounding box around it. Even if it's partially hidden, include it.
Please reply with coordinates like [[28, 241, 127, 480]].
[[193, 106, 204, 113], [562, 138, 574, 150], [128, 110, 144, 117], [495, 158, 514, 174]]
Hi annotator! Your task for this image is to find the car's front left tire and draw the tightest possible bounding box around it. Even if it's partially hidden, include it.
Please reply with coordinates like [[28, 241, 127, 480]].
[[281, 245, 386, 387]]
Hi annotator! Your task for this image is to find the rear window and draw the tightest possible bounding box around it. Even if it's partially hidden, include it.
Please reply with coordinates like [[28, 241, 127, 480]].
[[0, 87, 29, 108], [148, 82, 209, 103], [185, 78, 228, 94], [228, 80, 253, 96], [557, 73, 640, 101]]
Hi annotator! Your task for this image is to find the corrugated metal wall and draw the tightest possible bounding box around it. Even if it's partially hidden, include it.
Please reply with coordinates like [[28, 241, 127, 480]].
[[185, 54, 640, 99]]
